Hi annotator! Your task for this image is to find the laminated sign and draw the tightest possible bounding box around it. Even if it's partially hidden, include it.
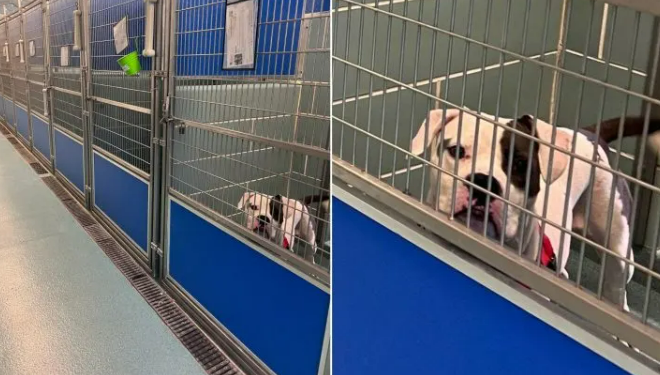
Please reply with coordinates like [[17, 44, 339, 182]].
[[224, 0, 258, 70], [113, 16, 129, 54]]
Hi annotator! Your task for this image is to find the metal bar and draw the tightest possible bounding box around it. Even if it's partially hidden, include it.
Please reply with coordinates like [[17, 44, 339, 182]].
[[89, 95, 152, 115], [179, 118, 330, 160]]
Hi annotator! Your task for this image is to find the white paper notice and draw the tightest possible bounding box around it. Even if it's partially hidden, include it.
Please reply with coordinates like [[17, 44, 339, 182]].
[[60, 45, 70, 66], [113, 16, 129, 54], [224, 0, 257, 70], [29, 40, 36, 57]]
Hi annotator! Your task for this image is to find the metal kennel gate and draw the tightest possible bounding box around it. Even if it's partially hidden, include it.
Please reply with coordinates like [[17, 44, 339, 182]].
[[84, 0, 157, 268], [159, 0, 331, 374], [333, 0, 660, 367]]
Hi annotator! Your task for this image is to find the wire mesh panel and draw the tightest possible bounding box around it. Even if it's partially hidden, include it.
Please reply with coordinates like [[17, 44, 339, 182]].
[[170, 0, 331, 272], [333, 0, 660, 358], [8, 14, 26, 107], [24, 3, 46, 116], [89, 0, 152, 174], [48, 0, 81, 92]]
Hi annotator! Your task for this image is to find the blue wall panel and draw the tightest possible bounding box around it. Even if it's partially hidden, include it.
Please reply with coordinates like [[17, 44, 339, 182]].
[[175, 0, 307, 77], [333, 197, 630, 375], [169, 200, 329, 375], [94, 152, 148, 251], [32, 115, 50, 160], [89, 0, 152, 71], [5, 99, 15, 129], [16, 106, 30, 141], [54, 129, 85, 192]]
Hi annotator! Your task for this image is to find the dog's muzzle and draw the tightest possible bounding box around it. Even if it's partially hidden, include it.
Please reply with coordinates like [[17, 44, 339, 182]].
[[454, 173, 501, 239], [253, 215, 271, 239]]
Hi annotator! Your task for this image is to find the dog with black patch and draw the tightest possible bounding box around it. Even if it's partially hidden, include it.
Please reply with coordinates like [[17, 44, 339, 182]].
[[410, 109, 660, 312], [237, 191, 320, 263]]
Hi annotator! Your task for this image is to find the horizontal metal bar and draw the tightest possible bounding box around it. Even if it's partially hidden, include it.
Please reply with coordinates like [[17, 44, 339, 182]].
[[175, 75, 329, 87], [89, 96, 152, 115], [170, 190, 330, 288], [50, 85, 82, 97], [176, 118, 330, 160], [333, 157, 660, 363]]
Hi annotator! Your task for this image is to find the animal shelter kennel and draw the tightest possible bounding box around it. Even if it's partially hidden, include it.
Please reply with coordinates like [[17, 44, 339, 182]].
[[333, 0, 660, 371], [0, 0, 331, 375]]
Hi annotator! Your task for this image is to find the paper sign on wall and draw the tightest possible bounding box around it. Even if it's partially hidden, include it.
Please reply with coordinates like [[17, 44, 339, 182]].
[[60, 45, 70, 66], [113, 16, 129, 54], [223, 0, 258, 70], [29, 40, 36, 57]]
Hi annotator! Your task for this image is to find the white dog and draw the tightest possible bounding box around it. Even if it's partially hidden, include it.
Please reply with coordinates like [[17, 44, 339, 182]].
[[237, 192, 318, 263], [410, 109, 660, 311]]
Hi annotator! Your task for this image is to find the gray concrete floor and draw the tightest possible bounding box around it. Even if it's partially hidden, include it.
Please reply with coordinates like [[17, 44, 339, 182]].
[[0, 136, 206, 375]]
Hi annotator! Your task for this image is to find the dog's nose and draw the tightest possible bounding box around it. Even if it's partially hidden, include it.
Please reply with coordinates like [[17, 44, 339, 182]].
[[464, 173, 502, 205]]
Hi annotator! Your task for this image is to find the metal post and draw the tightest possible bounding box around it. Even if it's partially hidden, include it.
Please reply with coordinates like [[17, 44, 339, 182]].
[[43, 0, 55, 171], [20, 1, 33, 150], [80, 0, 93, 209], [148, 0, 166, 278]]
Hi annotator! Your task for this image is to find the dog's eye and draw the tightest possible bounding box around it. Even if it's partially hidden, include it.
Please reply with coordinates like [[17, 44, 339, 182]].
[[447, 145, 466, 159], [249, 204, 259, 210]]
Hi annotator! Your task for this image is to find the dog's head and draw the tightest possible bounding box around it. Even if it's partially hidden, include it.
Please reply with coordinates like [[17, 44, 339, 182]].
[[411, 109, 570, 241], [237, 192, 276, 237]]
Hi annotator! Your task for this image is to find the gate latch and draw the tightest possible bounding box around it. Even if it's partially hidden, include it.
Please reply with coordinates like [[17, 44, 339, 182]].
[[150, 242, 163, 257]]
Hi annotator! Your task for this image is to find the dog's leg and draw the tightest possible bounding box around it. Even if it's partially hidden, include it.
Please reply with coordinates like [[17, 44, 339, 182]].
[[584, 172, 633, 312]]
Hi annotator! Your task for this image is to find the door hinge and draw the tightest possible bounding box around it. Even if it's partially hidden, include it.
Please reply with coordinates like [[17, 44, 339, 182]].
[[150, 242, 163, 256]]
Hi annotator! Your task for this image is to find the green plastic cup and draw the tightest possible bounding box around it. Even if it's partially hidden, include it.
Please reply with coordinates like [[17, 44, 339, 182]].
[[118, 50, 141, 76]]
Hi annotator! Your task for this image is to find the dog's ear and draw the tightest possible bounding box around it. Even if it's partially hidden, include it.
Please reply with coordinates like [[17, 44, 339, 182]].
[[532, 117, 571, 184], [411, 109, 462, 156], [269, 195, 284, 223], [237, 192, 252, 210]]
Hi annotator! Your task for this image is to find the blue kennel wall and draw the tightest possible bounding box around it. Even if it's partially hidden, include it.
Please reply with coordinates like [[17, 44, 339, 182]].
[[32, 115, 50, 160], [54, 129, 85, 192], [333, 196, 632, 375], [175, 0, 329, 77], [5, 98, 15, 129], [168, 199, 330, 375], [16, 105, 30, 142], [89, 0, 152, 72], [93, 152, 149, 252], [165, 1, 331, 374]]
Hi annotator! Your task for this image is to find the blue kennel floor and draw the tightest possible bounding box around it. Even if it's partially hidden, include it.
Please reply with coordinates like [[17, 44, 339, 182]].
[[0, 135, 206, 375]]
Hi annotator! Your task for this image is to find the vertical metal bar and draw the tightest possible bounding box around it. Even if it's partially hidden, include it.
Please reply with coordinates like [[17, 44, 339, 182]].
[[549, 0, 569, 125]]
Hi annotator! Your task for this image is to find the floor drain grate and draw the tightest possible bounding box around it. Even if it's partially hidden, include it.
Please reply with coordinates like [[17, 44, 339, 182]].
[[83, 223, 113, 242], [29, 162, 48, 175], [63, 200, 96, 227], [42, 176, 74, 201]]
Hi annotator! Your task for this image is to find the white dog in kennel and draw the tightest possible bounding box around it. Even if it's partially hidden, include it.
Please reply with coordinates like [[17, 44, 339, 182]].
[[237, 192, 318, 263]]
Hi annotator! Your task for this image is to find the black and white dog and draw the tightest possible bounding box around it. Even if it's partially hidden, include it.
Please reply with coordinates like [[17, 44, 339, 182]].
[[237, 192, 329, 263], [410, 109, 660, 312]]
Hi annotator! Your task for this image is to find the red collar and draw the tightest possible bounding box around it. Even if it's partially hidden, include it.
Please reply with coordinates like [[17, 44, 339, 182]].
[[539, 224, 557, 271]]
